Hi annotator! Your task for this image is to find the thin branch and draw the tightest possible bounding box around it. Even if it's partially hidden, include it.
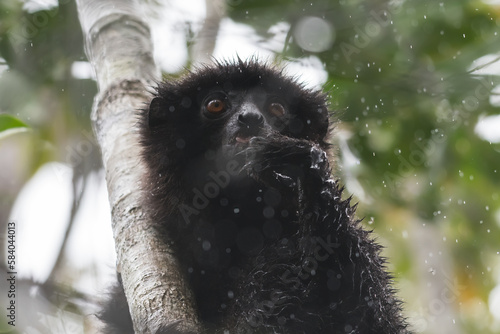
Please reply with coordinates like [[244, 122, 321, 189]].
[[47, 167, 86, 282], [467, 55, 500, 74], [191, 0, 225, 64]]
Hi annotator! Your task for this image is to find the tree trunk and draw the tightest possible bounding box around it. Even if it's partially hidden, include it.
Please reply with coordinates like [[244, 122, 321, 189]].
[[75, 0, 200, 332], [191, 0, 225, 64]]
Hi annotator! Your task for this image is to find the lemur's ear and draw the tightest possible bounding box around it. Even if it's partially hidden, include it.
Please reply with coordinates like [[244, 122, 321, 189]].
[[148, 97, 167, 127]]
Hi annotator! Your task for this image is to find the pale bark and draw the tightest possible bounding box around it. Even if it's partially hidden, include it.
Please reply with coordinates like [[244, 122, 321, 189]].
[[408, 220, 463, 334], [191, 0, 225, 64], [75, 0, 199, 332]]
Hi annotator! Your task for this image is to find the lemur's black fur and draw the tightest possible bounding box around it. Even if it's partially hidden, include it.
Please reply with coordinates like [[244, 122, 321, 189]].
[[100, 60, 411, 333]]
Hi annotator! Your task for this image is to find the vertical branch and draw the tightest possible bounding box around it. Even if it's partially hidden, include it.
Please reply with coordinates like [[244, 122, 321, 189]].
[[75, 0, 200, 332], [191, 0, 225, 64]]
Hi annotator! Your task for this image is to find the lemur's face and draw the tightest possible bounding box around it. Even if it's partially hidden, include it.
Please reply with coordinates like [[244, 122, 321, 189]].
[[144, 62, 330, 171], [199, 87, 290, 150]]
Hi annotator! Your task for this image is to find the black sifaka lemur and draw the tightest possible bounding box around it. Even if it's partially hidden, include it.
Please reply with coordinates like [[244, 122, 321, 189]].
[[100, 59, 412, 334]]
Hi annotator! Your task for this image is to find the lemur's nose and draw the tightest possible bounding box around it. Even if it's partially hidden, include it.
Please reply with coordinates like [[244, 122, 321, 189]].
[[238, 108, 265, 130]]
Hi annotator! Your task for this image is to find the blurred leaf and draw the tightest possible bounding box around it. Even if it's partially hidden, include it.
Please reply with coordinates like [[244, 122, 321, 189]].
[[0, 113, 30, 139], [0, 114, 28, 131]]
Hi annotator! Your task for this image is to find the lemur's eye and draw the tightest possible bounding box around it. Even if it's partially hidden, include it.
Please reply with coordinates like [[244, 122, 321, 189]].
[[268, 102, 286, 117], [206, 99, 227, 114]]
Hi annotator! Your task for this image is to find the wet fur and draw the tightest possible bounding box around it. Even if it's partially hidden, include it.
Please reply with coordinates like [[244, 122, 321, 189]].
[[100, 60, 410, 334]]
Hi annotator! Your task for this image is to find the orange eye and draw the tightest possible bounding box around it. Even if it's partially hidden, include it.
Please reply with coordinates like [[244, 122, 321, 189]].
[[268, 102, 285, 117], [206, 99, 226, 114]]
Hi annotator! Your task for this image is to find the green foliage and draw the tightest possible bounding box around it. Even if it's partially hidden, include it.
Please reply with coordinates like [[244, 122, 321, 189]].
[[0, 113, 28, 132], [227, 0, 500, 332], [0, 0, 96, 168]]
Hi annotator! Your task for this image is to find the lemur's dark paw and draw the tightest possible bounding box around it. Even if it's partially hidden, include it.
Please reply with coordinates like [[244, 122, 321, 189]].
[[241, 136, 330, 191]]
